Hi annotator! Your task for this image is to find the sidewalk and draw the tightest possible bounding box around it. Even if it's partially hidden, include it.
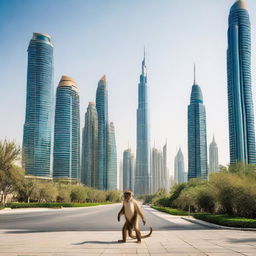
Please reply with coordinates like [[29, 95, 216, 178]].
[[1, 229, 256, 256]]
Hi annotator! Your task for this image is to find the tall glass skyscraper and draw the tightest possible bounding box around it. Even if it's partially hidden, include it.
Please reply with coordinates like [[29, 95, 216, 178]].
[[227, 0, 256, 164], [81, 102, 98, 187], [22, 33, 54, 177], [162, 143, 169, 192], [135, 53, 151, 195], [53, 76, 80, 180], [174, 148, 185, 183], [188, 68, 208, 180], [122, 148, 135, 191], [151, 147, 163, 194], [107, 122, 117, 190], [209, 136, 219, 174], [96, 75, 108, 190]]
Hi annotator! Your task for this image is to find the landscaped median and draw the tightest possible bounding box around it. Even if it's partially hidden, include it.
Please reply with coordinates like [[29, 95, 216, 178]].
[[152, 206, 256, 229], [3, 202, 113, 209]]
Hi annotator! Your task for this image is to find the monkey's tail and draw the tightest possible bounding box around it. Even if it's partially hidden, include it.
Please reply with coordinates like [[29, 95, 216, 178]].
[[141, 227, 153, 238], [128, 227, 153, 239], [128, 229, 136, 239]]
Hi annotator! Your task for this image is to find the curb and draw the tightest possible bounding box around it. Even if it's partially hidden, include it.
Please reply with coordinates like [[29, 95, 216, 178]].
[[182, 216, 256, 231]]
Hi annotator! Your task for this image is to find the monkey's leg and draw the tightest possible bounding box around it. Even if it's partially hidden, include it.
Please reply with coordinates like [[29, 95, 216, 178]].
[[127, 222, 136, 239], [134, 218, 141, 243], [118, 222, 128, 243], [134, 227, 142, 243]]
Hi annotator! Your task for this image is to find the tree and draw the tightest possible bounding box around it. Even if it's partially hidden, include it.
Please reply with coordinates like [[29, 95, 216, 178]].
[[17, 178, 37, 203], [0, 140, 23, 206], [70, 186, 87, 203], [37, 183, 58, 202]]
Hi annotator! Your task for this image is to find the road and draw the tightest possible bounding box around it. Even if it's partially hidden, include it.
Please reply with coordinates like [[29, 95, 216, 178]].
[[1, 204, 256, 255], [0, 203, 210, 232]]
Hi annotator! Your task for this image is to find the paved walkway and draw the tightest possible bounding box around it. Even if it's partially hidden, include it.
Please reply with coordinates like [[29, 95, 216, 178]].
[[0, 206, 256, 255]]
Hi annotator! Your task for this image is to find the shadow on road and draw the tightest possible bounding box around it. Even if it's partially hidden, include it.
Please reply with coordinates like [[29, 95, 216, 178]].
[[72, 241, 119, 245], [228, 238, 256, 243]]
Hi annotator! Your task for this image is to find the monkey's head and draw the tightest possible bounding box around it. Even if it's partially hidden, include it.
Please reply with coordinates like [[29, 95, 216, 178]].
[[123, 190, 133, 201]]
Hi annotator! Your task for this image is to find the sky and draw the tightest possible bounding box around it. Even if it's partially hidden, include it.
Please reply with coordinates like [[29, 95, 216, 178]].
[[1, 0, 256, 177]]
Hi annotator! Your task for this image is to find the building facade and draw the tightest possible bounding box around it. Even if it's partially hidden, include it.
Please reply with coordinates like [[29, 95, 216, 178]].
[[81, 102, 98, 187], [151, 147, 163, 193], [106, 122, 117, 190], [162, 143, 169, 192], [96, 75, 109, 190], [22, 33, 54, 177], [151, 143, 168, 193], [174, 148, 185, 183], [135, 53, 151, 195], [227, 0, 256, 164], [188, 68, 208, 180], [122, 149, 135, 191], [53, 76, 80, 180], [209, 136, 219, 174]]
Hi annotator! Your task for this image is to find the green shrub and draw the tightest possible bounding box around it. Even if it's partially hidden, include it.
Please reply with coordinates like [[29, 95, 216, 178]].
[[70, 186, 87, 203], [106, 190, 122, 202], [57, 185, 71, 202]]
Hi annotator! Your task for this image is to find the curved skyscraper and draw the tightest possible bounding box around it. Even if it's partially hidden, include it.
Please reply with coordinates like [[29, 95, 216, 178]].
[[227, 0, 256, 164], [22, 33, 54, 177], [96, 75, 108, 190], [107, 122, 117, 190], [135, 53, 151, 195], [188, 67, 208, 180], [81, 102, 98, 187], [53, 76, 80, 180], [209, 136, 219, 174]]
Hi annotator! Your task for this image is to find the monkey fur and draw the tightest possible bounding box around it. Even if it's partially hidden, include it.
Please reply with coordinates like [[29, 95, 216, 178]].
[[117, 190, 152, 243]]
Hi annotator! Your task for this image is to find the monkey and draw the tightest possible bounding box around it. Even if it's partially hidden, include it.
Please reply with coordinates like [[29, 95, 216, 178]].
[[117, 190, 152, 243]]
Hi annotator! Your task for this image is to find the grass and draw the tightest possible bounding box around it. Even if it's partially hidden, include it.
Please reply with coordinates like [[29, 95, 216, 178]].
[[152, 205, 256, 228], [193, 213, 256, 228], [5, 202, 112, 209], [151, 205, 189, 216]]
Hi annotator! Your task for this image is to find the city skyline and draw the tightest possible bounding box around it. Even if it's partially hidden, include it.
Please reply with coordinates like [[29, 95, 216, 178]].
[[1, 0, 256, 178]]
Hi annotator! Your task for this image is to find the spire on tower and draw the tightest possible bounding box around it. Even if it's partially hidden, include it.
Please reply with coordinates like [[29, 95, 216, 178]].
[[142, 47, 147, 76], [194, 63, 196, 84]]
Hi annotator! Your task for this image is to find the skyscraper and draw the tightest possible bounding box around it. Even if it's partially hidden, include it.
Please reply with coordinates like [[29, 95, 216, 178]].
[[188, 67, 208, 180], [119, 160, 123, 191], [81, 102, 98, 187], [174, 148, 185, 183], [96, 75, 108, 190], [107, 122, 117, 190], [22, 33, 54, 177], [151, 147, 163, 193], [53, 76, 80, 180], [151, 143, 168, 193], [209, 136, 219, 174], [135, 52, 151, 195], [162, 143, 169, 192], [122, 149, 135, 191], [227, 0, 256, 164]]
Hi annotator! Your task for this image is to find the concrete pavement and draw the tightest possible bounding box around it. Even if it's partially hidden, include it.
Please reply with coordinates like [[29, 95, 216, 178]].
[[0, 205, 256, 255]]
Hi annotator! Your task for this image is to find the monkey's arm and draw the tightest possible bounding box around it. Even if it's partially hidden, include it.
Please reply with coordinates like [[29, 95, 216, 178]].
[[134, 201, 146, 225], [117, 205, 124, 221]]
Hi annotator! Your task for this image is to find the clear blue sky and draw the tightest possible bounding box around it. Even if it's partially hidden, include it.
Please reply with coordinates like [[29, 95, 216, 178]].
[[1, 0, 256, 177]]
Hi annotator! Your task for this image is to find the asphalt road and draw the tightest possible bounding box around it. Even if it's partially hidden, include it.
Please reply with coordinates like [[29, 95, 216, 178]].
[[0, 203, 210, 232]]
